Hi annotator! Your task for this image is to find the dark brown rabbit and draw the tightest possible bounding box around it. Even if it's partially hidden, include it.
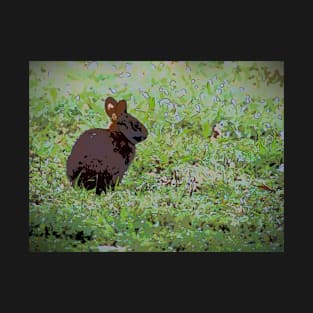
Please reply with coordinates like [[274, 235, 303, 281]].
[[66, 97, 148, 194]]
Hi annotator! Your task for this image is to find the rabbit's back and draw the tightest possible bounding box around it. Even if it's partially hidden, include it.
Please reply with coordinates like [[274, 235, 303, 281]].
[[67, 128, 136, 193]]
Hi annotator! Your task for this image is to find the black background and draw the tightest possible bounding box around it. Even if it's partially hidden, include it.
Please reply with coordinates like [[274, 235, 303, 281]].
[[3, 2, 304, 310]]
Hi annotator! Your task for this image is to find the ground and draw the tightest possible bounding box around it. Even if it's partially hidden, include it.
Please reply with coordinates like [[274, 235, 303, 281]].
[[29, 61, 284, 252]]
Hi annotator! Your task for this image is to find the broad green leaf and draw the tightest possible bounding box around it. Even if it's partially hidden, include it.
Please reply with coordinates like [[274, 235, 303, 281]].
[[148, 97, 155, 111]]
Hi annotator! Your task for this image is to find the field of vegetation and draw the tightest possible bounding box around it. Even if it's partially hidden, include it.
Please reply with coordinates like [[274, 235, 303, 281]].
[[29, 61, 284, 252]]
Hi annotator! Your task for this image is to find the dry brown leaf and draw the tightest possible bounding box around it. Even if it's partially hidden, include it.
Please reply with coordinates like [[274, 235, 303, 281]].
[[257, 184, 275, 192], [210, 123, 222, 140]]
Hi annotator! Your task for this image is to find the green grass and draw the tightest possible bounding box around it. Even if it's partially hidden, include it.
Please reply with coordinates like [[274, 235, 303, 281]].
[[29, 61, 284, 252]]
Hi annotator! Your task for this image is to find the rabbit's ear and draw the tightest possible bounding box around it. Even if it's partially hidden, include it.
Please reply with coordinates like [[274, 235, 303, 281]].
[[105, 97, 117, 118], [116, 100, 127, 116]]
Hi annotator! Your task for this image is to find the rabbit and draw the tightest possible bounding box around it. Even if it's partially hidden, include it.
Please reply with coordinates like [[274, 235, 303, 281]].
[[66, 96, 148, 195]]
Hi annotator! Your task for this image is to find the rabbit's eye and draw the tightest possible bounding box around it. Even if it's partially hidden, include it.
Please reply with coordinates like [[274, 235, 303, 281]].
[[132, 121, 140, 130]]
